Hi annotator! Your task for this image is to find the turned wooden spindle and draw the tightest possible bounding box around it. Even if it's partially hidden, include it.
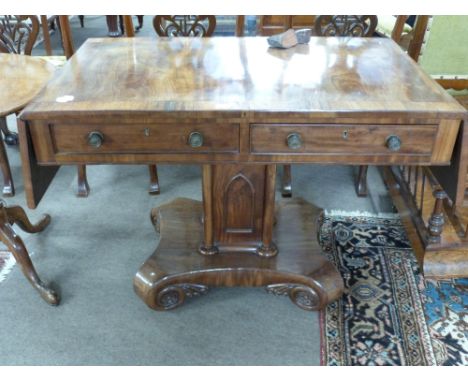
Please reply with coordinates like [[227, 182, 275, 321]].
[[427, 189, 447, 244]]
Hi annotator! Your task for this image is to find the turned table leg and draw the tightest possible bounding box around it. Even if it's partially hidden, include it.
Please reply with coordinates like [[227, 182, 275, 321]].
[[106, 16, 121, 37], [355, 165, 368, 197], [148, 165, 160, 195], [76, 165, 90, 197], [0, 202, 59, 305], [281, 165, 292, 197]]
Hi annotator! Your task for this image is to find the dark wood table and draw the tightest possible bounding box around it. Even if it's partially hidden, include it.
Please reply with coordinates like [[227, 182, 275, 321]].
[[18, 37, 465, 309]]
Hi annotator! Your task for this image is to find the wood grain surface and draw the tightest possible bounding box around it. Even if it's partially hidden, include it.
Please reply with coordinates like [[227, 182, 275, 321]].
[[0, 53, 55, 117], [20, 37, 465, 118]]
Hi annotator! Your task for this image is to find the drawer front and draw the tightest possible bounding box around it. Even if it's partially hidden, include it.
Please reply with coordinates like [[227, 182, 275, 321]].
[[250, 124, 437, 155], [50, 123, 240, 154]]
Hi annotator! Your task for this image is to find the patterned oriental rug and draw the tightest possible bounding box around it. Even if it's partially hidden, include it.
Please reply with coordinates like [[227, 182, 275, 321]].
[[319, 214, 467, 366]]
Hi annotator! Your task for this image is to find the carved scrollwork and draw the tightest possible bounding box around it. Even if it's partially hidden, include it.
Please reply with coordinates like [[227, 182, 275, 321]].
[[314, 15, 378, 37], [153, 15, 216, 37], [0, 15, 39, 55], [266, 283, 321, 310], [156, 283, 209, 310]]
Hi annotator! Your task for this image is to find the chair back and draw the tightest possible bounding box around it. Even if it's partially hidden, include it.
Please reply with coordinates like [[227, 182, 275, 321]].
[[257, 16, 316, 36], [0, 15, 39, 55], [256, 15, 380, 38], [417, 16, 468, 91], [153, 16, 217, 37], [314, 15, 378, 37]]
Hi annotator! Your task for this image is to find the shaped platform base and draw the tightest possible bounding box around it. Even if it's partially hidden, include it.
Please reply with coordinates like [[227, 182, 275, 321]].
[[134, 198, 344, 311]]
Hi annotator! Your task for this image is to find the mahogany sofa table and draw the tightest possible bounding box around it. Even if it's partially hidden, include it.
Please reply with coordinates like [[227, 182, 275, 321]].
[[19, 37, 465, 310]]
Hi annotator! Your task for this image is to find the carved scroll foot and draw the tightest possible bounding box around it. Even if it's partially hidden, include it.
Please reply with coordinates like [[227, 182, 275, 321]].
[[32, 280, 60, 306], [0, 204, 59, 305], [76, 165, 90, 197], [266, 283, 323, 311], [149, 283, 209, 311], [5, 205, 50, 233], [134, 198, 344, 311], [355, 165, 368, 197]]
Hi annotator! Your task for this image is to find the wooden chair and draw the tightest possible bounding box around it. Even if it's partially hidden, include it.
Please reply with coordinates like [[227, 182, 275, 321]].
[[255, 16, 381, 197], [39, 15, 60, 56], [120, 15, 221, 196], [299, 15, 416, 198], [152, 15, 217, 37], [313, 16, 380, 198], [0, 15, 87, 197], [65, 16, 160, 197], [251, 16, 316, 196]]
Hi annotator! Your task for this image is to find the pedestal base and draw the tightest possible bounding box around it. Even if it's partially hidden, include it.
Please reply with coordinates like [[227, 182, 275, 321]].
[[134, 198, 344, 311]]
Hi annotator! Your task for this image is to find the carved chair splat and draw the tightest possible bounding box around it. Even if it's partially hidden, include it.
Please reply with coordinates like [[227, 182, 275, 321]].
[[121, 15, 224, 195]]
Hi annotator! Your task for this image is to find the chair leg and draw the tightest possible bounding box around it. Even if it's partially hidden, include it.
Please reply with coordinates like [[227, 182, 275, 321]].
[[0, 203, 59, 305], [0, 131, 14, 197], [148, 165, 160, 195], [136, 16, 144, 31], [355, 165, 368, 197], [77, 165, 90, 197], [78, 15, 84, 28], [281, 165, 292, 197], [0, 116, 18, 146]]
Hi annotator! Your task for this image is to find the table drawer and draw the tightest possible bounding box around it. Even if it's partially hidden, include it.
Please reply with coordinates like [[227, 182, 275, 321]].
[[250, 124, 437, 155], [50, 123, 240, 154]]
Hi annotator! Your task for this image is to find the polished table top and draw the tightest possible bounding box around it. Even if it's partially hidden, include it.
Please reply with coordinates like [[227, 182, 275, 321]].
[[21, 36, 465, 119], [0, 53, 55, 117]]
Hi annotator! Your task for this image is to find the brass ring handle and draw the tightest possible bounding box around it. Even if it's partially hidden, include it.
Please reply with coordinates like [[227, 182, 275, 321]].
[[386, 135, 402, 152], [287, 133, 303, 150], [87, 131, 104, 148], [188, 131, 204, 148]]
